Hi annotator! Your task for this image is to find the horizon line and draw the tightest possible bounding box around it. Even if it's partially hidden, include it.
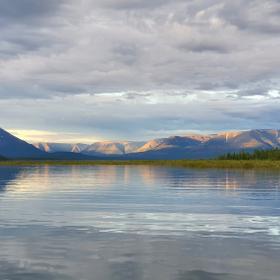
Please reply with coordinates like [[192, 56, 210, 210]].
[[3, 127, 280, 145]]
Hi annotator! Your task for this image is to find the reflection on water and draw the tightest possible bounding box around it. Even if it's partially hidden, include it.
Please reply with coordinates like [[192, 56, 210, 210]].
[[0, 167, 22, 192], [0, 165, 280, 280]]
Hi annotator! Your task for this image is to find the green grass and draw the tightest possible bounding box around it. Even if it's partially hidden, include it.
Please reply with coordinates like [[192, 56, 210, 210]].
[[0, 159, 280, 169]]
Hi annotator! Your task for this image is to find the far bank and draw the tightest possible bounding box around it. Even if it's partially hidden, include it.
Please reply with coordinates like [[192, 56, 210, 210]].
[[0, 160, 280, 170]]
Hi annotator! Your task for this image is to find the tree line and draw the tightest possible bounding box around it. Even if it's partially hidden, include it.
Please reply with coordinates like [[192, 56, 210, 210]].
[[219, 148, 280, 160]]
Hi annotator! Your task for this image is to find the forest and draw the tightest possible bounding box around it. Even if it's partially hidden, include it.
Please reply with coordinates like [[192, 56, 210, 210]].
[[219, 148, 280, 160]]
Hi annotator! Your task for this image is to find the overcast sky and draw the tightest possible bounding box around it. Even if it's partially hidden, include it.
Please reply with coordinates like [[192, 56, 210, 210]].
[[0, 0, 280, 143]]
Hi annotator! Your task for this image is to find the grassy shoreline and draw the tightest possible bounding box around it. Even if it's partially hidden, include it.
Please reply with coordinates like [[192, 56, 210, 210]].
[[0, 159, 280, 169]]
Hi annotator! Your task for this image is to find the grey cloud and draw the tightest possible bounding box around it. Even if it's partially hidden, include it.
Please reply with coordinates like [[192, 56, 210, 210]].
[[93, 0, 183, 10], [113, 44, 140, 65], [0, 31, 57, 59], [178, 40, 230, 54], [0, 0, 279, 137], [0, 0, 65, 23], [219, 0, 280, 34], [0, 0, 279, 98]]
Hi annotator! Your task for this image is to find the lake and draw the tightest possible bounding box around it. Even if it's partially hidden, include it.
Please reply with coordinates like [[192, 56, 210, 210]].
[[0, 165, 279, 280]]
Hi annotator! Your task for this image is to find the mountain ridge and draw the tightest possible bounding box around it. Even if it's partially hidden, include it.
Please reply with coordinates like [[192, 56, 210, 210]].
[[33, 143, 89, 154], [0, 128, 47, 159], [31, 129, 280, 159]]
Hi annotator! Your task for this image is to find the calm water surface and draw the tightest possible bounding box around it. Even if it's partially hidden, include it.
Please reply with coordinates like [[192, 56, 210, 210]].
[[0, 165, 279, 280]]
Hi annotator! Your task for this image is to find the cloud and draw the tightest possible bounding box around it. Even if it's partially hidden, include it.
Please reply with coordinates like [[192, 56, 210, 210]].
[[8, 129, 102, 144], [219, 0, 280, 34], [0, 0, 279, 138], [92, 0, 194, 10], [0, 0, 66, 24], [93, 0, 173, 10], [1, 91, 279, 141]]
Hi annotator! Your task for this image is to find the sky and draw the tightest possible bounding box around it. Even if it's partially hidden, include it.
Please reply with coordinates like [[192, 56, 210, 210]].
[[0, 0, 280, 143]]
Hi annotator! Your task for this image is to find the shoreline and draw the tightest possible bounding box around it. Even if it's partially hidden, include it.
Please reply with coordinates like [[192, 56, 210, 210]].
[[0, 160, 280, 169]]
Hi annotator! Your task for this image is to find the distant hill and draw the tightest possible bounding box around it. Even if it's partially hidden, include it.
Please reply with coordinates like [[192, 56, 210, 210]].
[[0, 128, 47, 159], [34, 142, 89, 153], [135, 136, 201, 153], [83, 141, 145, 156]]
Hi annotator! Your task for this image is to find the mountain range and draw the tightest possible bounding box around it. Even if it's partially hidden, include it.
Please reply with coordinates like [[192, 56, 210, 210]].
[[34, 129, 280, 160], [1, 128, 280, 160]]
